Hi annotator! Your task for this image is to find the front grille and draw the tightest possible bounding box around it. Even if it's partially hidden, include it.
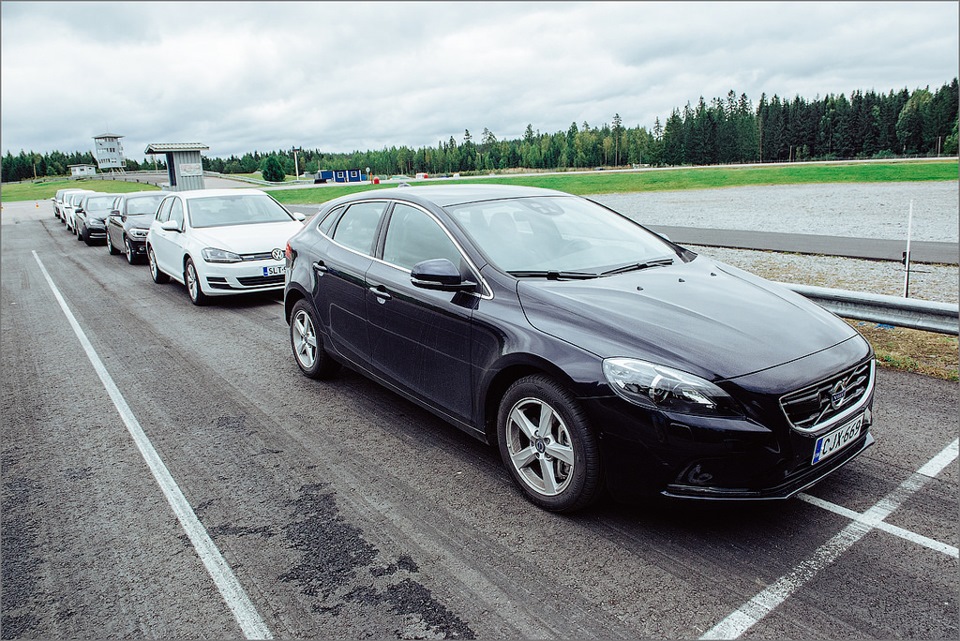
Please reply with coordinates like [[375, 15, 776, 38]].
[[241, 252, 274, 261], [237, 274, 285, 287], [780, 360, 874, 432]]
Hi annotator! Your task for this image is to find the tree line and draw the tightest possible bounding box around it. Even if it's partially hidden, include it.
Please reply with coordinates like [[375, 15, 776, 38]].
[[4, 79, 956, 183]]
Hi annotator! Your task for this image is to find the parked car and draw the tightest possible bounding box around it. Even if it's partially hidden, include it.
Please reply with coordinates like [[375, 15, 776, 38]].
[[283, 185, 876, 512], [107, 191, 167, 264], [146, 189, 306, 305], [52, 187, 91, 221], [75, 193, 120, 244], [62, 191, 93, 233]]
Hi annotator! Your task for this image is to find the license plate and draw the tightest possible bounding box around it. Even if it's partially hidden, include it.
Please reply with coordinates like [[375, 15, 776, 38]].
[[263, 265, 286, 276], [812, 414, 864, 464]]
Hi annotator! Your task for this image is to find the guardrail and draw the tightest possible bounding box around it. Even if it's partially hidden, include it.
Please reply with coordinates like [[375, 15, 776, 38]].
[[778, 282, 959, 335]]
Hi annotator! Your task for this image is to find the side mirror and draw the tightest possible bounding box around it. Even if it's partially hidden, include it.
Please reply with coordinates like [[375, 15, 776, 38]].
[[293, 211, 306, 222], [160, 219, 182, 232], [410, 258, 476, 292]]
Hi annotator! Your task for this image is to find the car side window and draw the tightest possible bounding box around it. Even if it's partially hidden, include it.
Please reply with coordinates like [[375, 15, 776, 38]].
[[156, 197, 173, 222], [330, 202, 386, 255], [170, 199, 185, 228], [317, 205, 344, 236], [382, 204, 463, 271]]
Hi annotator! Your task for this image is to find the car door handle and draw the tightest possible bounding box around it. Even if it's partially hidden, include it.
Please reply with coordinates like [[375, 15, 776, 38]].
[[312, 260, 328, 273], [369, 285, 392, 301]]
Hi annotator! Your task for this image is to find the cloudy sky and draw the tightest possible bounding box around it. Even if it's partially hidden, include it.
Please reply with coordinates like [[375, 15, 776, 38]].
[[2, 1, 957, 161]]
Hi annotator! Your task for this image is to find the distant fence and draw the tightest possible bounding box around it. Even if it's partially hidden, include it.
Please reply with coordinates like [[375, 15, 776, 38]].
[[780, 282, 959, 335]]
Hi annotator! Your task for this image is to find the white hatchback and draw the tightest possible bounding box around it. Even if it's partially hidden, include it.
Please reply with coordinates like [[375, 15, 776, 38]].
[[145, 189, 305, 305]]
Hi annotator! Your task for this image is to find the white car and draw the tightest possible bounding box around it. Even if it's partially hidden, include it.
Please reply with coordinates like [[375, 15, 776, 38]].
[[53, 187, 92, 221], [145, 189, 306, 305], [62, 190, 94, 232]]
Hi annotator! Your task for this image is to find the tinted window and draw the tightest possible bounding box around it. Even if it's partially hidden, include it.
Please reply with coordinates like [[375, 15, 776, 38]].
[[170, 199, 185, 228], [156, 197, 174, 222], [126, 194, 165, 216], [330, 202, 386, 255], [382, 204, 462, 271], [317, 205, 343, 236]]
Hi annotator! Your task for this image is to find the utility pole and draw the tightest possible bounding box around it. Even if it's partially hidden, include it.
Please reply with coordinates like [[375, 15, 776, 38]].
[[291, 147, 301, 180]]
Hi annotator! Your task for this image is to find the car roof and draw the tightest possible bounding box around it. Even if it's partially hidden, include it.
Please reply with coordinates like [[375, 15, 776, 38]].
[[117, 190, 165, 199], [173, 188, 269, 200], [331, 184, 570, 209]]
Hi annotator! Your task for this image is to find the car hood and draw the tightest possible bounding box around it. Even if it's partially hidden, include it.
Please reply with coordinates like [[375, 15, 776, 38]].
[[516, 256, 859, 381], [188, 221, 304, 253], [125, 214, 153, 229]]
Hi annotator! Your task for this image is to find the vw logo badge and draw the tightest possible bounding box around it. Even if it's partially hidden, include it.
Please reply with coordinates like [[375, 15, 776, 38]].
[[272, 248, 284, 261], [829, 381, 847, 409]]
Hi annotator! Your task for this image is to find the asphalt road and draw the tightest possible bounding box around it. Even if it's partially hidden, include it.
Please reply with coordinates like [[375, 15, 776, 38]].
[[2, 208, 958, 639]]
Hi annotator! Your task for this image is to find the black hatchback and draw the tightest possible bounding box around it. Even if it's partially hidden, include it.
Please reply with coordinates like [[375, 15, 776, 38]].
[[283, 185, 876, 512]]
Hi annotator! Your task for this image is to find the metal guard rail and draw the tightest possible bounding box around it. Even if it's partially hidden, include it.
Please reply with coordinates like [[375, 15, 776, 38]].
[[777, 282, 959, 335]]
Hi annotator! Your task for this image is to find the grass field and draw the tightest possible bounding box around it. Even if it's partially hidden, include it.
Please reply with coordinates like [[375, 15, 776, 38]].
[[1, 177, 160, 202], [266, 158, 958, 205]]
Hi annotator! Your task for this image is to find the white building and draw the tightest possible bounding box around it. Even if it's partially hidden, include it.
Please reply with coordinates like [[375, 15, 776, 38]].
[[68, 164, 97, 178]]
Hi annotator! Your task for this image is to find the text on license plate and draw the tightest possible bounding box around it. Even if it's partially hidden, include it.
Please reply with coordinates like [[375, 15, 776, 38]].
[[812, 414, 864, 464], [263, 265, 286, 277]]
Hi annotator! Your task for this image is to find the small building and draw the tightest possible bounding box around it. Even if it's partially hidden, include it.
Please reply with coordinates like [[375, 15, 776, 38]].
[[93, 133, 126, 172], [68, 164, 97, 178], [144, 142, 209, 191], [315, 169, 367, 184]]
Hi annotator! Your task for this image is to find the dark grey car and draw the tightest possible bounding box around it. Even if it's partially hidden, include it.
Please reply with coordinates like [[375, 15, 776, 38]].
[[75, 193, 120, 245], [106, 191, 167, 264]]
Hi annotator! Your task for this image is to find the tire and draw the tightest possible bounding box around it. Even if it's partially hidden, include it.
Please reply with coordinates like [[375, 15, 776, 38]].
[[184, 257, 208, 306], [124, 237, 137, 264], [107, 233, 118, 255], [82, 226, 94, 245], [497, 375, 602, 513], [77, 224, 85, 241], [148, 246, 169, 284], [290, 299, 340, 379]]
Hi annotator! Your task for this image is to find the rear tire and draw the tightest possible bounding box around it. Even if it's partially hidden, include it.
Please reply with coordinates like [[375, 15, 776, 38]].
[[148, 246, 169, 284], [290, 299, 340, 379], [497, 375, 603, 513]]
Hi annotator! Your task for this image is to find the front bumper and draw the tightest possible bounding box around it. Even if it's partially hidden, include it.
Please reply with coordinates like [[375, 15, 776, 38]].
[[199, 259, 286, 296]]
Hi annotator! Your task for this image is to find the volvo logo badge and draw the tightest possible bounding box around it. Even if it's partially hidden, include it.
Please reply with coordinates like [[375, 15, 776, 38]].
[[272, 248, 284, 261], [829, 380, 847, 409]]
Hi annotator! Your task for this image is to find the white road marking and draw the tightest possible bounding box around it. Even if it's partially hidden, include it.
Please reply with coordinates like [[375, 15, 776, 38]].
[[700, 438, 959, 640], [33, 251, 273, 640]]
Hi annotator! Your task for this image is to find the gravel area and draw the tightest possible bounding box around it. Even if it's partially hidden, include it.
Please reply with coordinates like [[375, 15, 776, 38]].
[[591, 182, 959, 304]]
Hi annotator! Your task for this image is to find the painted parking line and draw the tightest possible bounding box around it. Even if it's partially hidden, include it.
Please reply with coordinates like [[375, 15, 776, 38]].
[[700, 438, 959, 640], [32, 251, 273, 640]]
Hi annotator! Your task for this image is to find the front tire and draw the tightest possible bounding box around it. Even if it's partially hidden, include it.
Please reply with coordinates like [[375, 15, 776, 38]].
[[107, 233, 118, 255], [124, 237, 137, 264], [497, 375, 602, 513], [184, 258, 208, 306], [148, 246, 169, 283], [290, 299, 340, 379]]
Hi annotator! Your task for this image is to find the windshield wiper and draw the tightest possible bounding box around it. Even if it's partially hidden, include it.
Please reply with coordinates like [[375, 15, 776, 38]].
[[507, 270, 598, 280], [600, 258, 674, 276]]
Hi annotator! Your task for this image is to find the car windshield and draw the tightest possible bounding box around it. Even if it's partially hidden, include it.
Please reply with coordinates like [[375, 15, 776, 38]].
[[126, 195, 165, 216], [445, 196, 678, 274], [187, 194, 293, 228], [84, 196, 116, 210]]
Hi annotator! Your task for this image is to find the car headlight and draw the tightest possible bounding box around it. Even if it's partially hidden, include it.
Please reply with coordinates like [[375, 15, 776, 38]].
[[602, 357, 737, 415], [89, 217, 105, 226], [128, 228, 148, 238], [202, 247, 242, 263]]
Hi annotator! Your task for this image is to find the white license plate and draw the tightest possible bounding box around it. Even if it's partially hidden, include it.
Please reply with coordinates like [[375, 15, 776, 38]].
[[812, 414, 864, 464], [263, 265, 286, 276]]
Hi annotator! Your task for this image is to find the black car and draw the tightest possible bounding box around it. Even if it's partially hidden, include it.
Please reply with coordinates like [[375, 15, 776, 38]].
[[283, 185, 876, 512], [75, 193, 120, 245], [106, 191, 167, 263]]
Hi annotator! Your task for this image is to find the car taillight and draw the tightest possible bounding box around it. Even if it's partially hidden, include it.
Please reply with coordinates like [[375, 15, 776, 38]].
[[285, 242, 295, 264]]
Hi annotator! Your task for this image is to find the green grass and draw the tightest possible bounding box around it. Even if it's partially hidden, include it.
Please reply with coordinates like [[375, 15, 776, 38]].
[[267, 158, 958, 205], [1, 178, 160, 202]]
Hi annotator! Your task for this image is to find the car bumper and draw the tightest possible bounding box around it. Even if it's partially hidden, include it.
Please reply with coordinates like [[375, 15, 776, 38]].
[[200, 261, 286, 296]]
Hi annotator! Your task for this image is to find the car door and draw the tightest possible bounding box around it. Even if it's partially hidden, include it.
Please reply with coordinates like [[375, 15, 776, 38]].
[[150, 196, 183, 276], [311, 200, 388, 370], [365, 202, 478, 426]]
